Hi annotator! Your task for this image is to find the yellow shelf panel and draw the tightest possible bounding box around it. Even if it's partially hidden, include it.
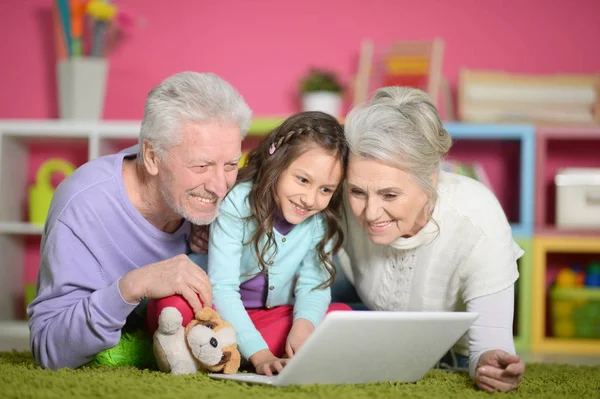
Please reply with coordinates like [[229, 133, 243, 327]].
[[513, 237, 533, 352], [534, 236, 600, 252], [531, 236, 600, 353], [532, 338, 600, 355]]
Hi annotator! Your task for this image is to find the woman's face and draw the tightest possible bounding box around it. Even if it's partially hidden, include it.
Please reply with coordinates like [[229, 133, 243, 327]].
[[346, 154, 431, 245]]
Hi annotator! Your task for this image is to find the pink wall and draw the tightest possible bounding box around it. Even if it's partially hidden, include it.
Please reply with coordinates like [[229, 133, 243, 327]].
[[1, 0, 600, 119], [4, 0, 600, 317]]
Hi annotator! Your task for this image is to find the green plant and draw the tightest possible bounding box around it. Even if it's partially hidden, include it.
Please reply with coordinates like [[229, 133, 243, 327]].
[[300, 68, 343, 93]]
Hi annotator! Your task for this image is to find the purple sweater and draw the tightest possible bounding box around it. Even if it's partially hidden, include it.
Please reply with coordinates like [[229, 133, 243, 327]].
[[238, 209, 295, 308], [27, 151, 190, 370]]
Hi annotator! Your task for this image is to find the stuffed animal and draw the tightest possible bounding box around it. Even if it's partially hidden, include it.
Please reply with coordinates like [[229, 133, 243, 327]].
[[150, 301, 241, 375]]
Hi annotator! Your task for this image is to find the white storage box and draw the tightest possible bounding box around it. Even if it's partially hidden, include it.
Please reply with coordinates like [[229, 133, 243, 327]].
[[555, 168, 600, 229]]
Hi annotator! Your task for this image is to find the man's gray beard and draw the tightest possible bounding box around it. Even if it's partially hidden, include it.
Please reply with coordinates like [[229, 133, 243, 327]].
[[159, 188, 218, 226]]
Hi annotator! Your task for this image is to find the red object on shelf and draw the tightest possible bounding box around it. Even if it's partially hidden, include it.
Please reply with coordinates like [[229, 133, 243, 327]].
[[382, 74, 428, 89]]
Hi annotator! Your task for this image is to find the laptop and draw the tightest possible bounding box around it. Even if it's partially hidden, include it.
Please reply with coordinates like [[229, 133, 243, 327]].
[[208, 310, 478, 386]]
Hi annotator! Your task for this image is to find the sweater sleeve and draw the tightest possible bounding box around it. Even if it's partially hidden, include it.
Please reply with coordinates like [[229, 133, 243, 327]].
[[208, 192, 269, 360], [466, 285, 517, 379], [459, 231, 522, 303], [293, 217, 332, 328], [28, 221, 138, 370]]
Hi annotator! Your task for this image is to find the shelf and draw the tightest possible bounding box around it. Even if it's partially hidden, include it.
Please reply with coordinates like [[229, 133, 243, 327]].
[[0, 118, 287, 139], [535, 226, 600, 236], [446, 123, 535, 236], [534, 126, 600, 233], [444, 122, 535, 139], [0, 320, 29, 351], [0, 119, 141, 138], [535, 125, 600, 139], [511, 224, 532, 238], [513, 238, 533, 353], [532, 236, 600, 354], [0, 222, 43, 235], [533, 338, 600, 355]]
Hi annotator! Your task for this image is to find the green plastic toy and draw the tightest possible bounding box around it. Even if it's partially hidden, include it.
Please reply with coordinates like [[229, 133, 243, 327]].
[[91, 330, 157, 369], [29, 159, 76, 225]]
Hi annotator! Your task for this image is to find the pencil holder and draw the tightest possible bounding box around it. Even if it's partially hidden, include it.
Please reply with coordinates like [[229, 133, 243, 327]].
[[57, 58, 108, 120]]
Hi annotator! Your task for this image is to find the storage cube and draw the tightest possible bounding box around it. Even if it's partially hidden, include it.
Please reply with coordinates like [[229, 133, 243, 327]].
[[555, 168, 600, 229]]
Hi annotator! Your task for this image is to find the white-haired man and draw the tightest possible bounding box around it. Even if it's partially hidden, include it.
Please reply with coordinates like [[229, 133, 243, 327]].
[[28, 72, 252, 370]]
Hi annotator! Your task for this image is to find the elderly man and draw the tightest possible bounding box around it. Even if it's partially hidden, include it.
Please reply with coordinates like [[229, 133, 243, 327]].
[[27, 72, 253, 370]]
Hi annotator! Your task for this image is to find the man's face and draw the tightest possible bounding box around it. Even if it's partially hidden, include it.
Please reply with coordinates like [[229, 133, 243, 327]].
[[156, 121, 242, 225]]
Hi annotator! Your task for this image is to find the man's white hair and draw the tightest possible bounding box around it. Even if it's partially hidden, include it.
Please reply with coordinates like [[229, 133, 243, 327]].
[[138, 72, 252, 161]]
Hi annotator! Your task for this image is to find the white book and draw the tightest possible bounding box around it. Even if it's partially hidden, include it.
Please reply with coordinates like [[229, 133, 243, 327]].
[[465, 84, 597, 106]]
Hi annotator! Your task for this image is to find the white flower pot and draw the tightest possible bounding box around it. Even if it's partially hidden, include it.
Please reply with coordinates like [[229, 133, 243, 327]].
[[302, 91, 342, 118]]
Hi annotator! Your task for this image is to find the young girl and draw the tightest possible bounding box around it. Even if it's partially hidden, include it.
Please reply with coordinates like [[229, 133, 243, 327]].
[[208, 111, 351, 376]]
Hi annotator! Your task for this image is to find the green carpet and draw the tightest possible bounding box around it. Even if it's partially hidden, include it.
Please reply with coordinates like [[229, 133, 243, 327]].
[[1, 351, 598, 398]]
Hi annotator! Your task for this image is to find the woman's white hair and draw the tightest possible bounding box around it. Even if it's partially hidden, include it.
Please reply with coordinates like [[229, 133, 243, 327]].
[[344, 86, 452, 210], [138, 72, 252, 161]]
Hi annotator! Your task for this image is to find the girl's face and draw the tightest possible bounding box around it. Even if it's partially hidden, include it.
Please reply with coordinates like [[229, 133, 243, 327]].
[[275, 146, 343, 225], [346, 154, 430, 245]]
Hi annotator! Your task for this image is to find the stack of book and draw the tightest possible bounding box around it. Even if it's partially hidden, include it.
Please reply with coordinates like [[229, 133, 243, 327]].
[[459, 69, 600, 126]]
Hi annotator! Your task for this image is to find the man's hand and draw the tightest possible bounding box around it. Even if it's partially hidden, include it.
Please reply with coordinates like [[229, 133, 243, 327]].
[[285, 318, 315, 358], [475, 349, 525, 393], [189, 224, 209, 254], [119, 254, 213, 313], [249, 349, 289, 376]]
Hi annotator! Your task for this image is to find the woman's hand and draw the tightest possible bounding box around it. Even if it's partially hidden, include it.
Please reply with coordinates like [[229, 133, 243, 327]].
[[249, 349, 289, 376], [285, 318, 315, 358], [475, 349, 525, 392], [189, 224, 210, 254]]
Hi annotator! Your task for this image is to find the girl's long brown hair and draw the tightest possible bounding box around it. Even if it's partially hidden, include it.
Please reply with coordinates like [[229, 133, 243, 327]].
[[237, 111, 348, 289]]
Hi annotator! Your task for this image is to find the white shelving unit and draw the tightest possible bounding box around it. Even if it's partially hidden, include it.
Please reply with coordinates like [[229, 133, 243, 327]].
[[0, 120, 142, 346], [0, 118, 279, 350]]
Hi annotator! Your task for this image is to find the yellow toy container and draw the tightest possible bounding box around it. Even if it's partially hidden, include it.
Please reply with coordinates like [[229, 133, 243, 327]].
[[24, 283, 36, 320], [550, 287, 600, 339], [29, 159, 76, 226], [238, 151, 249, 168]]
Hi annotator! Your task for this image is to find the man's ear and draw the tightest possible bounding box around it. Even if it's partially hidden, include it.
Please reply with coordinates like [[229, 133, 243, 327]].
[[142, 139, 159, 176]]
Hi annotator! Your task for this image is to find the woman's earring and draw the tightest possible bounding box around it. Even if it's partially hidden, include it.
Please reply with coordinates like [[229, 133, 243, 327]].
[[269, 143, 276, 155]]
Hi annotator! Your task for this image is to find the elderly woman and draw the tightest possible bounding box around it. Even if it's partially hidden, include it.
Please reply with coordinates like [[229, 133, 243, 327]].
[[340, 86, 525, 393]]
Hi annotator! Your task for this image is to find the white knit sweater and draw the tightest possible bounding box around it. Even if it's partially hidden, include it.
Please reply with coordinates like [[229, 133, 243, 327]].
[[341, 171, 522, 375]]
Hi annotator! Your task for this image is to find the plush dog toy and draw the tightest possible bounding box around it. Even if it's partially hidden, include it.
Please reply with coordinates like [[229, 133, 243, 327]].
[[147, 296, 241, 375]]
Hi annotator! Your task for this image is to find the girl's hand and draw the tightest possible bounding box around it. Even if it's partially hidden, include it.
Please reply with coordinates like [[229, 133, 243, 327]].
[[475, 349, 525, 392], [285, 318, 315, 358], [250, 349, 289, 376], [189, 224, 209, 254]]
